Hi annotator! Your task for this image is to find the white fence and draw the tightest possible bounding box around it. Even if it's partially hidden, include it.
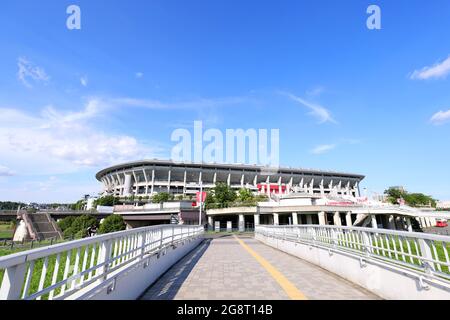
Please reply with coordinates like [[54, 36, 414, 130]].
[[0, 225, 203, 300], [256, 225, 450, 299]]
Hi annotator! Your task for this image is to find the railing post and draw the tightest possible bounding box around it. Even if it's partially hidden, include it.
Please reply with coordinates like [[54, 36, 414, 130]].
[[159, 227, 164, 250], [140, 232, 146, 259], [361, 231, 372, 256], [418, 238, 435, 273], [95, 239, 113, 282], [0, 263, 27, 300], [171, 226, 175, 244], [331, 228, 338, 248]]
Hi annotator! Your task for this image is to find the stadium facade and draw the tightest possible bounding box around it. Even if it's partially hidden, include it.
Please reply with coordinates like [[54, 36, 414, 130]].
[[96, 159, 365, 198]]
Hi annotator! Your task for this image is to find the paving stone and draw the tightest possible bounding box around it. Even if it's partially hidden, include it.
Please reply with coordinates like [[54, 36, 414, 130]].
[[140, 235, 378, 300]]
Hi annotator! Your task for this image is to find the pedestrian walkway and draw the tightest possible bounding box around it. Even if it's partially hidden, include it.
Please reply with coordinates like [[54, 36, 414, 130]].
[[140, 234, 378, 300]]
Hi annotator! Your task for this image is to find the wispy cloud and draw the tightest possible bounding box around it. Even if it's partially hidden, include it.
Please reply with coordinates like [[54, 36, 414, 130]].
[[281, 92, 337, 124], [80, 76, 88, 87], [306, 86, 325, 97], [410, 56, 450, 80], [311, 144, 336, 155], [111, 96, 249, 110], [310, 138, 361, 155], [17, 57, 50, 88], [430, 109, 450, 125], [135, 72, 144, 78], [0, 165, 15, 177]]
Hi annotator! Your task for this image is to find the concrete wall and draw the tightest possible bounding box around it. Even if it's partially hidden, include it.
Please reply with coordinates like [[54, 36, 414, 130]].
[[255, 234, 450, 300], [70, 237, 203, 300]]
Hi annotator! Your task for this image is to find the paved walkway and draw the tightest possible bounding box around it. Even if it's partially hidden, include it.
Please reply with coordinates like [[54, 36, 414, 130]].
[[140, 235, 378, 300]]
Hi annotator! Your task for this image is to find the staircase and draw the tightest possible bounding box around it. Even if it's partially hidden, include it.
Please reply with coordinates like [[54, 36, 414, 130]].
[[24, 213, 63, 240]]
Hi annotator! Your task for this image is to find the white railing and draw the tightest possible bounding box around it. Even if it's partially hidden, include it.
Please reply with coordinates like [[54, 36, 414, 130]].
[[0, 224, 203, 300], [256, 225, 450, 283]]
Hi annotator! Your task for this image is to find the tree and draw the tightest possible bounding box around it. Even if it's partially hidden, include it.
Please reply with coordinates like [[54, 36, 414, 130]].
[[69, 200, 85, 211], [57, 216, 75, 232], [385, 187, 405, 205], [0, 201, 26, 210], [94, 195, 117, 207], [384, 187, 436, 208], [64, 215, 98, 238], [152, 192, 170, 203], [99, 215, 126, 234], [205, 183, 237, 209], [238, 188, 254, 202]]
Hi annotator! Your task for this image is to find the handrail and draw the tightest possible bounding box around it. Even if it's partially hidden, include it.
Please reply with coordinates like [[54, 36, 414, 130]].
[[0, 224, 203, 300], [255, 225, 450, 283]]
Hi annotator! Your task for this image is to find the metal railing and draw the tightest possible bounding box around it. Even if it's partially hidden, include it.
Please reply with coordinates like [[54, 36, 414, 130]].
[[0, 224, 203, 300], [256, 225, 450, 283]]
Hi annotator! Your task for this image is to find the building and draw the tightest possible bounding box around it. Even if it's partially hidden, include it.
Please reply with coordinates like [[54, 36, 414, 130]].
[[96, 159, 365, 198], [437, 201, 450, 210]]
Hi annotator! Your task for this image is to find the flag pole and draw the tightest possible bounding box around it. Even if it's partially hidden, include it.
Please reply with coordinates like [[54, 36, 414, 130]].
[[199, 180, 203, 226]]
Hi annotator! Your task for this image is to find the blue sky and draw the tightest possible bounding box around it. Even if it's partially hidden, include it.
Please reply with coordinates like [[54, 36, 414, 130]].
[[1, 0, 450, 202]]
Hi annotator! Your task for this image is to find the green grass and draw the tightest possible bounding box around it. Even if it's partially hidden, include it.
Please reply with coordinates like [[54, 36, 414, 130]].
[[0, 224, 13, 239], [0, 243, 102, 299], [335, 232, 450, 275]]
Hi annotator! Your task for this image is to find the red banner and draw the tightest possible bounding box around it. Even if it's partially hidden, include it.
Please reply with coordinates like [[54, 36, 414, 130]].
[[196, 191, 207, 203]]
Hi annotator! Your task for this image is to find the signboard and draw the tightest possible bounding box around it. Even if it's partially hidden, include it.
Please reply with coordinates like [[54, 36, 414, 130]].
[[97, 206, 114, 213], [325, 201, 354, 207], [214, 221, 220, 232], [226, 221, 232, 232]]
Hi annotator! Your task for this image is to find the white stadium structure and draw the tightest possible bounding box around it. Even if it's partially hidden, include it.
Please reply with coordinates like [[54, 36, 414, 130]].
[[96, 159, 365, 198], [93, 159, 449, 233]]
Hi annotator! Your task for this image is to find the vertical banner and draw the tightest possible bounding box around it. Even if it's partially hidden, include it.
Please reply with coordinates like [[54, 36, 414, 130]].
[[196, 191, 207, 203]]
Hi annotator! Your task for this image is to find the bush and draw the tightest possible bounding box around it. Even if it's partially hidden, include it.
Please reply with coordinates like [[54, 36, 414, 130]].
[[152, 192, 170, 203], [94, 195, 117, 207], [99, 215, 126, 234], [63, 215, 98, 238], [57, 216, 75, 232]]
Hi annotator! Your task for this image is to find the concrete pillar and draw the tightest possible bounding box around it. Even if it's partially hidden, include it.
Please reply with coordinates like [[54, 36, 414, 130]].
[[306, 214, 313, 225], [167, 169, 172, 192], [254, 214, 260, 226], [273, 213, 279, 225], [371, 215, 378, 229], [346, 212, 352, 227], [151, 169, 155, 195], [333, 212, 342, 226], [123, 173, 133, 197], [318, 212, 326, 225], [292, 212, 298, 225], [406, 217, 413, 232], [239, 214, 245, 231], [388, 215, 396, 230], [430, 217, 436, 227], [208, 216, 213, 229]]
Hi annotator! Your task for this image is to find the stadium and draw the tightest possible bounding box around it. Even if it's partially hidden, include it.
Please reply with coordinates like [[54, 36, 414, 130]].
[[96, 159, 365, 198]]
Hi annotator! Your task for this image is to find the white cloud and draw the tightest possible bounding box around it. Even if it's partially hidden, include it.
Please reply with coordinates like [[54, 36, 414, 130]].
[[0, 165, 15, 176], [311, 144, 336, 155], [0, 100, 159, 171], [111, 96, 249, 110], [80, 76, 88, 87], [430, 109, 450, 125], [135, 72, 144, 78], [410, 56, 450, 80], [17, 57, 50, 88], [306, 86, 325, 97], [282, 92, 337, 124]]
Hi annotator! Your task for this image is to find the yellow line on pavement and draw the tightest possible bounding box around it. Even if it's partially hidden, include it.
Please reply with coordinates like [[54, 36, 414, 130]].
[[233, 235, 308, 300]]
